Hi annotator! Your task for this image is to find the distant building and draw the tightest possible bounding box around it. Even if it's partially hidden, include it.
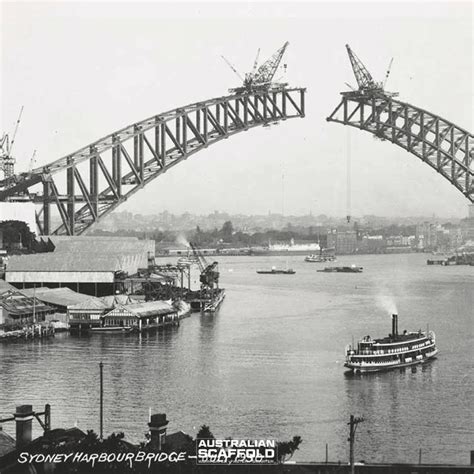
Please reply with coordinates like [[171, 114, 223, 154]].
[[327, 230, 357, 255], [460, 204, 474, 242]]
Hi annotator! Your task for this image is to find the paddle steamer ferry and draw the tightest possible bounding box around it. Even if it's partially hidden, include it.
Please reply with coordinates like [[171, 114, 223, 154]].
[[344, 314, 437, 373]]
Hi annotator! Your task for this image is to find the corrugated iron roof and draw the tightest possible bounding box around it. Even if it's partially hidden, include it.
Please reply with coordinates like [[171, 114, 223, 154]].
[[20, 287, 97, 308], [69, 297, 109, 311], [104, 301, 175, 318], [6, 253, 122, 272], [0, 279, 16, 295], [0, 291, 54, 315], [100, 294, 140, 307]]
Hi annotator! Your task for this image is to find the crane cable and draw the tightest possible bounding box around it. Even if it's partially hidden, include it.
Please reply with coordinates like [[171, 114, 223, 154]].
[[346, 127, 351, 224]]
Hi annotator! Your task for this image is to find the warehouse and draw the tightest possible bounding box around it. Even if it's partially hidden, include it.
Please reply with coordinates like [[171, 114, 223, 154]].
[[5, 237, 155, 297]]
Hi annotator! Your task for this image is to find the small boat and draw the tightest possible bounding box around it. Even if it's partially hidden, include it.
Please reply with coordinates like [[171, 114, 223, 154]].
[[90, 326, 133, 333], [257, 266, 295, 275], [305, 254, 336, 263], [317, 265, 363, 273], [344, 314, 438, 374]]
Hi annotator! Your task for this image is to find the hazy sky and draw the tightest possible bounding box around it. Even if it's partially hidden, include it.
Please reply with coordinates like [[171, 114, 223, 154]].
[[1, 1, 472, 218]]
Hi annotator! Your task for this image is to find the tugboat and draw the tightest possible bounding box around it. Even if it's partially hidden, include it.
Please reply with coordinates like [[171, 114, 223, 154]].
[[344, 314, 438, 374]]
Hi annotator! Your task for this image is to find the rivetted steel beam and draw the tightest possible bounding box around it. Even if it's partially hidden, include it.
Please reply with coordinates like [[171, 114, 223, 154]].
[[327, 94, 474, 202], [0, 88, 306, 235]]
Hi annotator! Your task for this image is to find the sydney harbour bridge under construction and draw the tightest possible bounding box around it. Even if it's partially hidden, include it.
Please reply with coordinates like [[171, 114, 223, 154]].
[[1, 43, 473, 236]]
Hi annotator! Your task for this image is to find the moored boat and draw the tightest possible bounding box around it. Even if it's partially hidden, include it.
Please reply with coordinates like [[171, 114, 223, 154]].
[[344, 314, 438, 374], [318, 265, 363, 273], [305, 254, 336, 263], [256, 267, 296, 275]]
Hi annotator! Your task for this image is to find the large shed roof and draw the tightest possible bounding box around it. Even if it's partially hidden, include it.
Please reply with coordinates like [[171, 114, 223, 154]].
[[20, 287, 98, 308], [0, 279, 16, 295], [6, 253, 122, 272]]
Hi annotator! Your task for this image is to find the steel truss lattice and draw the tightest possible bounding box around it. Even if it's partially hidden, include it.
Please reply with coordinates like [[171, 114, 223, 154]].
[[327, 94, 474, 202], [0, 88, 306, 235]]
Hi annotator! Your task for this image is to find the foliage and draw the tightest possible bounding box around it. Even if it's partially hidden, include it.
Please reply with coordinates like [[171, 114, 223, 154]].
[[0, 220, 36, 251], [276, 435, 302, 463]]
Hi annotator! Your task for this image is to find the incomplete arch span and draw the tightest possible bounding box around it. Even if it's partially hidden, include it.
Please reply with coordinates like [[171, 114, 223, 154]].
[[0, 88, 306, 235], [327, 93, 474, 202]]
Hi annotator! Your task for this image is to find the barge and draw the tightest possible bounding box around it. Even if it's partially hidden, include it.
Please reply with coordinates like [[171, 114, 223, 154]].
[[305, 254, 336, 263], [344, 314, 438, 374], [256, 267, 296, 274], [318, 265, 363, 273]]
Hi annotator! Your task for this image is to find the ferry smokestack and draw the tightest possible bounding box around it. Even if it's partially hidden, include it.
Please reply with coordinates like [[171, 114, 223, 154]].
[[392, 314, 398, 338]]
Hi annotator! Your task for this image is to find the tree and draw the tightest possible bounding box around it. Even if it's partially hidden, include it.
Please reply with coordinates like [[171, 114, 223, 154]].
[[196, 425, 214, 440], [276, 435, 302, 463], [220, 221, 234, 242]]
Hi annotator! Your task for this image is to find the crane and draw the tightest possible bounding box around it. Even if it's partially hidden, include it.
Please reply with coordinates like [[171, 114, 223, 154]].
[[189, 242, 220, 292], [223, 42, 290, 94], [0, 106, 24, 178], [344, 45, 398, 98]]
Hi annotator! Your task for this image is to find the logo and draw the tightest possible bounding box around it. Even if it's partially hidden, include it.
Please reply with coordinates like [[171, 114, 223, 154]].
[[196, 439, 277, 464]]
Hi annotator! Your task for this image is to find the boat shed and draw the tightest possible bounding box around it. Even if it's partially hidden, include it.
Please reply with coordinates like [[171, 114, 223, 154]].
[[0, 291, 55, 330], [102, 301, 177, 331], [67, 298, 110, 331]]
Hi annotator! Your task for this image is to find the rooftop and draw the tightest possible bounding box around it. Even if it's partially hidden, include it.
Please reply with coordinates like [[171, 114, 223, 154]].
[[20, 287, 98, 309], [6, 253, 123, 272]]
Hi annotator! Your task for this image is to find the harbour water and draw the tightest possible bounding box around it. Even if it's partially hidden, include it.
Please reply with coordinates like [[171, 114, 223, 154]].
[[1, 253, 473, 464]]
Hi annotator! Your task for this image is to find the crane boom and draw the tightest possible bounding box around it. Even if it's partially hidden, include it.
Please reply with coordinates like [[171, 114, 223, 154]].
[[221, 55, 244, 82], [345, 44, 377, 90], [9, 105, 24, 156], [254, 41, 289, 85]]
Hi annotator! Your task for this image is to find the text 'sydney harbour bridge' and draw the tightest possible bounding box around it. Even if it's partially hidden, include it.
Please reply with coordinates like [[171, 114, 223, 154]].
[[0, 43, 473, 235]]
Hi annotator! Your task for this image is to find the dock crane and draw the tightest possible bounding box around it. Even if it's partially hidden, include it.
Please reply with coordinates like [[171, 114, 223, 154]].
[[222, 41, 290, 94], [189, 242, 220, 293], [0, 106, 24, 179]]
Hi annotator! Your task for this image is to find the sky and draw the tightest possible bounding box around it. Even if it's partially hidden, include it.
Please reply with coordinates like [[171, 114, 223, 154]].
[[1, 1, 472, 219]]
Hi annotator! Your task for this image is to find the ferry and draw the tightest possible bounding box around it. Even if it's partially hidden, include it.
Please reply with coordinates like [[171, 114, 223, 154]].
[[344, 314, 438, 374]]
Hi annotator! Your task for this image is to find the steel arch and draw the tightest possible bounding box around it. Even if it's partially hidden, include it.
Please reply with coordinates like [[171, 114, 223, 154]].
[[327, 94, 474, 202], [0, 88, 305, 235]]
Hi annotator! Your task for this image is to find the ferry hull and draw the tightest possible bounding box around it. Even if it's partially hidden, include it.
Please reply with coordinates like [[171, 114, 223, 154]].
[[345, 350, 438, 374]]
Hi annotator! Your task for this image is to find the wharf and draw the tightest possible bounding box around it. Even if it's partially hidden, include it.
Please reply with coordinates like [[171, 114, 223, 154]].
[[0, 324, 55, 341], [187, 288, 225, 312]]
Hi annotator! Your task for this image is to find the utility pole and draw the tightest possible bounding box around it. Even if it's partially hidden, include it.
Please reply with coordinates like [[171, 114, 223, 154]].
[[99, 362, 104, 440], [348, 415, 364, 474]]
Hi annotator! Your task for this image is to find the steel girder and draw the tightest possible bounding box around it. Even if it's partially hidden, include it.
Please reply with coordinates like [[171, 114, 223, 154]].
[[0, 88, 305, 235], [327, 94, 474, 202]]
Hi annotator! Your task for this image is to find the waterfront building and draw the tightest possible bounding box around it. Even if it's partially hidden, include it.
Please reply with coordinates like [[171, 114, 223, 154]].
[[0, 291, 54, 331], [101, 301, 177, 331], [68, 298, 110, 331], [5, 236, 155, 297]]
